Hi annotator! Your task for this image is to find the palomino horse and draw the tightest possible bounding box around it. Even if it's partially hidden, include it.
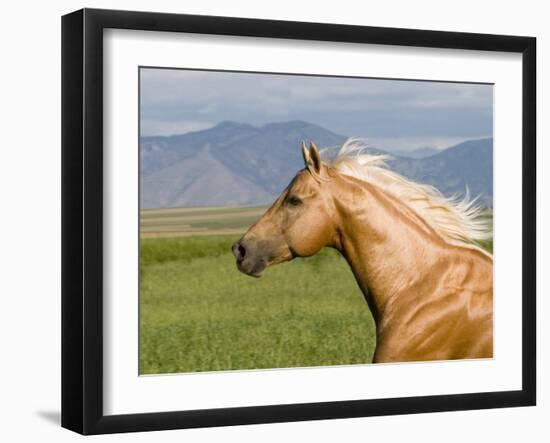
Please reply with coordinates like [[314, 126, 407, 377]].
[[232, 140, 493, 363]]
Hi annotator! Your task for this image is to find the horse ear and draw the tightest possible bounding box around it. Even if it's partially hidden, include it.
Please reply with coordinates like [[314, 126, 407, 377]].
[[309, 142, 322, 173], [301, 140, 311, 167]]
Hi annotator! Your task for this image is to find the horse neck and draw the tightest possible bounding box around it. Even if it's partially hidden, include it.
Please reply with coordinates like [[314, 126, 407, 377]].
[[330, 176, 444, 324]]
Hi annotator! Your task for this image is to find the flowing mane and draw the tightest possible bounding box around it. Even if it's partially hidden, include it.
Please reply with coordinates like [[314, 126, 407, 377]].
[[321, 138, 492, 249]]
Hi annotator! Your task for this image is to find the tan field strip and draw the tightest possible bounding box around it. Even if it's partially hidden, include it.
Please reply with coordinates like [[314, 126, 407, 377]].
[[141, 208, 265, 224], [140, 228, 246, 239], [139, 205, 267, 238], [140, 224, 194, 232], [140, 206, 230, 215], [141, 205, 267, 216]]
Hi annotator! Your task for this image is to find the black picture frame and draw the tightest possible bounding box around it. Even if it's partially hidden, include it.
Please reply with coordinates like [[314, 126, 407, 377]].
[[61, 8, 536, 435]]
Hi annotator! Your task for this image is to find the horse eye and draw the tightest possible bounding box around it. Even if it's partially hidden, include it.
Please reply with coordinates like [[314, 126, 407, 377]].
[[287, 195, 302, 206]]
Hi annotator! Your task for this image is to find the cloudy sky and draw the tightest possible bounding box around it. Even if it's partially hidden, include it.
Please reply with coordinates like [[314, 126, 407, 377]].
[[140, 68, 493, 151]]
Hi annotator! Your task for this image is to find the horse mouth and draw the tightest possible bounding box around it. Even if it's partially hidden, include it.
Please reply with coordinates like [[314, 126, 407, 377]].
[[235, 257, 267, 278]]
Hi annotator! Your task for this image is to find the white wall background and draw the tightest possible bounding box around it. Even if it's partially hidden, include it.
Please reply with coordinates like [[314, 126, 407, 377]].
[[0, 1, 546, 441]]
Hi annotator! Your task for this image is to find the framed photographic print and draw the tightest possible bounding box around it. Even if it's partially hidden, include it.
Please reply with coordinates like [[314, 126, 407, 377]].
[[61, 8, 536, 435]]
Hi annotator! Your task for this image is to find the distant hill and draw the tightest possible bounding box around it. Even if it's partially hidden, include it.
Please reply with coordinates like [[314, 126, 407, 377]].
[[140, 121, 492, 208], [389, 138, 493, 208], [140, 121, 346, 208], [390, 146, 441, 159]]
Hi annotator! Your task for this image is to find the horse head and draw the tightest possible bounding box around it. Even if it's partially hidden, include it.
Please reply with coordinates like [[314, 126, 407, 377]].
[[232, 142, 338, 277]]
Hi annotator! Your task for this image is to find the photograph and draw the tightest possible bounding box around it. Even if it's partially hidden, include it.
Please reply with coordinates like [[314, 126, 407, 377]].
[[55, 4, 538, 437], [138, 68, 494, 374]]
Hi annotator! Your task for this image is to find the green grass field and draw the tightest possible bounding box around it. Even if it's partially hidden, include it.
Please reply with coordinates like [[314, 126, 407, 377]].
[[139, 206, 492, 375], [140, 235, 375, 374]]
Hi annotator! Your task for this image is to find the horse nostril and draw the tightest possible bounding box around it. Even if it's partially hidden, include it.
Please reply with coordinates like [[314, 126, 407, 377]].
[[238, 244, 247, 260], [232, 241, 247, 261]]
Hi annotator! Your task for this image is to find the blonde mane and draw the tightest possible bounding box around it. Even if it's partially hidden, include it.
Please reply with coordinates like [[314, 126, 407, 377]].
[[321, 138, 492, 249]]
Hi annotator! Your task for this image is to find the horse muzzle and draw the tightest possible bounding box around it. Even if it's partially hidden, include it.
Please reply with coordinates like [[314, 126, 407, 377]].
[[232, 239, 268, 277]]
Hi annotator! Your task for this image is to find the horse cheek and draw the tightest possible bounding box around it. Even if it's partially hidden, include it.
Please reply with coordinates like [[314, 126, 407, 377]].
[[288, 217, 331, 257]]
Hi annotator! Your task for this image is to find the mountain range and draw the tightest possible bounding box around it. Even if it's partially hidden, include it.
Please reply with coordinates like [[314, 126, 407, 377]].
[[140, 121, 493, 209], [391, 146, 441, 159]]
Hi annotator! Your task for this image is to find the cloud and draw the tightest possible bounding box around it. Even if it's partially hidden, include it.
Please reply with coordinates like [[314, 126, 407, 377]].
[[139, 68, 493, 141]]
